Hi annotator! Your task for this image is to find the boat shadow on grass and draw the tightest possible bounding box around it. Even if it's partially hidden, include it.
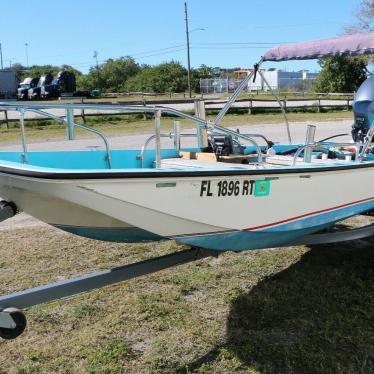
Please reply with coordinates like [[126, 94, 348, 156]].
[[179, 240, 374, 373]]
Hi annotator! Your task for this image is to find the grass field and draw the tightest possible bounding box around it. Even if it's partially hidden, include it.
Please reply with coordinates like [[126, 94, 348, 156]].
[[0, 107, 366, 373], [0, 110, 353, 145], [34, 92, 353, 104], [0, 216, 374, 373]]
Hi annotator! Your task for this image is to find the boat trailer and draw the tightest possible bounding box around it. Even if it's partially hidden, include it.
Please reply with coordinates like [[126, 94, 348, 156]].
[[0, 202, 374, 340]]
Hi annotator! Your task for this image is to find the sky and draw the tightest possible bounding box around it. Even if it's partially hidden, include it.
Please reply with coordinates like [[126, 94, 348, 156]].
[[0, 0, 363, 74]]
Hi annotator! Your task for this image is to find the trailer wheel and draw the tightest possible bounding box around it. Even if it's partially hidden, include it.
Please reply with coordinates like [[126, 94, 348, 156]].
[[0, 308, 27, 340]]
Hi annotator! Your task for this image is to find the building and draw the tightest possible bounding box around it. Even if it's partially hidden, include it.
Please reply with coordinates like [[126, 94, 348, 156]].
[[199, 68, 319, 94], [235, 68, 319, 91]]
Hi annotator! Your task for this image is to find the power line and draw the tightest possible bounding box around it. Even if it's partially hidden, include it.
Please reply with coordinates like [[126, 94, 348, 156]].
[[130, 44, 186, 57], [190, 46, 270, 50], [44, 40, 285, 70], [35, 44, 186, 61], [134, 47, 186, 59], [32, 41, 285, 64], [193, 41, 290, 45], [69, 47, 187, 68]]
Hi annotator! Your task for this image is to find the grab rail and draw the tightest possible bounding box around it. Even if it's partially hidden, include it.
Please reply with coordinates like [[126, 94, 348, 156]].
[[19, 109, 28, 163], [74, 123, 112, 168], [27, 108, 112, 169], [137, 133, 195, 168], [0, 101, 264, 167], [291, 142, 360, 166]]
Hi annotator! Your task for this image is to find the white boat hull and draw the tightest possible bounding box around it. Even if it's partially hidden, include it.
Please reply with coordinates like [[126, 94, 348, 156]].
[[0, 163, 373, 251]]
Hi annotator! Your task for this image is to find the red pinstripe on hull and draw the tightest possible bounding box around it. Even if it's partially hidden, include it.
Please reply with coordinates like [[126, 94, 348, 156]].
[[245, 196, 374, 231]]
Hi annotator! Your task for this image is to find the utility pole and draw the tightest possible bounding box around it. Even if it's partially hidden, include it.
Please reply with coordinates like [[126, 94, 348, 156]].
[[0, 43, 3, 70], [93, 50, 99, 69], [184, 2, 192, 98], [25, 43, 29, 68], [93, 50, 101, 89]]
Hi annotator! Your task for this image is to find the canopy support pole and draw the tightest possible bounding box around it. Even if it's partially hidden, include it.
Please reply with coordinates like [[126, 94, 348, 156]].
[[213, 59, 263, 125], [257, 69, 292, 144]]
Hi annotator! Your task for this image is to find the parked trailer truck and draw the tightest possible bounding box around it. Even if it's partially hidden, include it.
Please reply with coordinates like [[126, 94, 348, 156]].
[[18, 77, 39, 100], [0, 71, 17, 99]]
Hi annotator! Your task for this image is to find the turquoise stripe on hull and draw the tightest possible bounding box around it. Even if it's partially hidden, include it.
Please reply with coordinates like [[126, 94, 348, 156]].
[[173, 199, 374, 251], [174, 222, 335, 251], [54, 225, 163, 243]]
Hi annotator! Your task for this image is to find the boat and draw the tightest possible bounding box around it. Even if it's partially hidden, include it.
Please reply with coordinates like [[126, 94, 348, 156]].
[[1, 32, 374, 339]]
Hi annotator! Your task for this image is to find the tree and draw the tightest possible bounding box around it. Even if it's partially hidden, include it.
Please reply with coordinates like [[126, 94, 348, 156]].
[[125, 61, 188, 93], [191, 64, 215, 93], [346, 0, 374, 33], [9, 63, 26, 81], [314, 56, 367, 93], [78, 57, 140, 92], [61, 65, 82, 77], [76, 74, 94, 91], [98, 57, 140, 92]]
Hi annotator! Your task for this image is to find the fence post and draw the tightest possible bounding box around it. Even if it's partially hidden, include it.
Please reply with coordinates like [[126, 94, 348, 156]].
[[142, 99, 147, 120], [318, 96, 321, 113], [248, 97, 253, 115], [347, 98, 350, 111], [194, 99, 208, 148], [3, 110, 9, 129], [283, 98, 287, 113], [80, 98, 86, 124], [66, 108, 75, 140]]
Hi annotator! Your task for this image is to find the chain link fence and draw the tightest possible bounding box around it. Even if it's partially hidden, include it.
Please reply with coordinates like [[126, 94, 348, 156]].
[[200, 75, 317, 94]]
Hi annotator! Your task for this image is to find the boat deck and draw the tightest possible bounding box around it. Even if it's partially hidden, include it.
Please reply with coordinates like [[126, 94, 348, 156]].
[[160, 155, 356, 170]]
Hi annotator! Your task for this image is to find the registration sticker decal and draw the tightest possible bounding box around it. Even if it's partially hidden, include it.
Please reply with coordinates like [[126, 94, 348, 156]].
[[254, 180, 270, 197]]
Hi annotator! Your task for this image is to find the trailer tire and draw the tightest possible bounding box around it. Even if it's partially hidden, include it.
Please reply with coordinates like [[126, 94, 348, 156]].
[[0, 308, 27, 340]]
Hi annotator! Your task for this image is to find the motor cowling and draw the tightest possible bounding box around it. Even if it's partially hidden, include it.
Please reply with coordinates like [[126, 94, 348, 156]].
[[352, 75, 374, 142]]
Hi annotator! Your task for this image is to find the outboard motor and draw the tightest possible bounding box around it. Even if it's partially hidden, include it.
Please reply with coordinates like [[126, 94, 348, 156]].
[[352, 75, 374, 142]]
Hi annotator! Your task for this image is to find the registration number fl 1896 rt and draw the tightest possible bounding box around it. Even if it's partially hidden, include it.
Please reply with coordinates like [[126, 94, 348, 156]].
[[200, 179, 270, 197]]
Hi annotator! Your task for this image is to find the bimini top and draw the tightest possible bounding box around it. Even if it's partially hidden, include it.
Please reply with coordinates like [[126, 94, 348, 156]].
[[263, 32, 374, 61]]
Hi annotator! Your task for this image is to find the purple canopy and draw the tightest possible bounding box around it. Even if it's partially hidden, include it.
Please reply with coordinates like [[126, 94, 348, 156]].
[[263, 33, 374, 61]]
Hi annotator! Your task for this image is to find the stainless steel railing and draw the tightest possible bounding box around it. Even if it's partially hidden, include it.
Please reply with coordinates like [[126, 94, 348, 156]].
[[291, 142, 360, 166], [137, 133, 195, 168], [291, 120, 374, 166], [0, 101, 265, 168], [27, 108, 112, 169]]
